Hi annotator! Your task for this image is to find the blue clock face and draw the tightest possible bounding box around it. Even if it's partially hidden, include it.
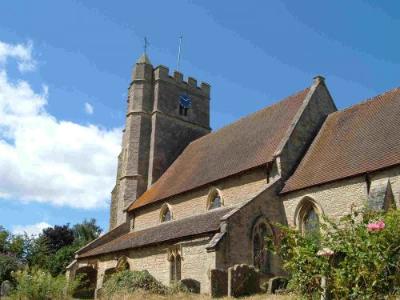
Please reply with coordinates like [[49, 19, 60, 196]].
[[179, 94, 192, 109]]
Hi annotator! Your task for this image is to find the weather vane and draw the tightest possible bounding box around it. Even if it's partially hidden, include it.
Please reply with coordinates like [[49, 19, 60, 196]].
[[144, 37, 149, 55], [176, 35, 183, 71]]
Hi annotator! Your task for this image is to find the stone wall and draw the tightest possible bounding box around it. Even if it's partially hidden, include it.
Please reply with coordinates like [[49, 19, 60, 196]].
[[216, 180, 286, 275], [282, 165, 400, 227], [132, 167, 270, 231], [90, 236, 216, 294], [279, 78, 337, 179], [110, 60, 211, 230]]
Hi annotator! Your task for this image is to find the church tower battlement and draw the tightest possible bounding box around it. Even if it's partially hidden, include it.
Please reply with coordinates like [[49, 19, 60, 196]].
[[110, 54, 211, 229]]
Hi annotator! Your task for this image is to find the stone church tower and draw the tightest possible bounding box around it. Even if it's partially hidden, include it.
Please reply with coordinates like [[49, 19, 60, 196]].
[[109, 54, 211, 229]]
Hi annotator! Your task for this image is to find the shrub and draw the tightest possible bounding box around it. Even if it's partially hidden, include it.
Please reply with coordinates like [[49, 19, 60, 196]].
[[102, 270, 169, 297], [9, 267, 79, 300], [0, 253, 21, 282], [47, 244, 80, 277], [270, 208, 400, 299]]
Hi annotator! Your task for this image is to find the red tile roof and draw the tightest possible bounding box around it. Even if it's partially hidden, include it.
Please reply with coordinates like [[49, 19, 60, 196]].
[[282, 88, 400, 193], [78, 207, 233, 258], [128, 88, 311, 211]]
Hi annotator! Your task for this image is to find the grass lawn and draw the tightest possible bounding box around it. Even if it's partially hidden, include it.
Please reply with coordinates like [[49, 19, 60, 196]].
[[98, 291, 296, 299]]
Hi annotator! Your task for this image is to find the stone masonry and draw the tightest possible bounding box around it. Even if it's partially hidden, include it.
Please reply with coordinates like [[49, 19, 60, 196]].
[[110, 55, 211, 229]]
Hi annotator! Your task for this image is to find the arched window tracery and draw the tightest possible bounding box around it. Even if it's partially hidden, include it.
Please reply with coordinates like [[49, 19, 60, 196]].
[[296, 198, 322, 238], [168, 248, 181, 283], [252, 218, 273, 274]]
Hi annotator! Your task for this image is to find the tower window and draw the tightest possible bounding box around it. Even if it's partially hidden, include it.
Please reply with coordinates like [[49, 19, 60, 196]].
[[179, 94, 192, 116], [179, 104, 189, 116]]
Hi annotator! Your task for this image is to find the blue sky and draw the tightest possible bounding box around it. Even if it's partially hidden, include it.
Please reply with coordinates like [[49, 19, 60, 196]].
[[0, 0, 399, 234]]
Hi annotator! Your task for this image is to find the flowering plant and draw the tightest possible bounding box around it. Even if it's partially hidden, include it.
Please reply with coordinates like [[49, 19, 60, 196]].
[[267, 209, 400, 299], [316, 247, 334, 257], [367, 220, 385, 232]]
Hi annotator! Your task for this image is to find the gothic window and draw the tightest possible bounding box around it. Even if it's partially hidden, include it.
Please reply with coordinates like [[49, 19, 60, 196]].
[[252, 219, 273, 274], [297, 198, 321, 238], [207, 189, 223, 210], [160, 204, 173, 223], [168, 249, 181, 283], [116, 256, 130, 272]]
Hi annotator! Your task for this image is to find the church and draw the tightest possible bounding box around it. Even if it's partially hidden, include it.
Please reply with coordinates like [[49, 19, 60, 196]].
[[66, 53, 400, 296]]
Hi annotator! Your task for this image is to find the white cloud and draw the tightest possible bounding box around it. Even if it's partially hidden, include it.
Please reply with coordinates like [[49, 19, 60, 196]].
[[0, 40, 122, 209], [0, 40, 36, 72], [84, 102, 94, 115], [12, 222, 51, 236]]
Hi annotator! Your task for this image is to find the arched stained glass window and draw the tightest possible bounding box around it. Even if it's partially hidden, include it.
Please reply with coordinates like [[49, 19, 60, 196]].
[[252, 219, 273, 274], [303, 207, 320, 235], [297, 198, 321, 238]]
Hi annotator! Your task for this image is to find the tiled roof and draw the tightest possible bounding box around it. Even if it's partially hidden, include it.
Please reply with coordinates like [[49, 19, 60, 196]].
[[78, 207, 233, 258], [128, 88, 311, 211], [76, 222, 130, 256], [282, 88, 400, 193]]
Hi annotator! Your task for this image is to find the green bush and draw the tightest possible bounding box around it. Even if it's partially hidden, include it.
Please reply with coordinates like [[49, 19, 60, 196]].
[[102, 270, 169, 297], [9, 267, 79, 300], [0, 253, 21, 282], [270, 209, 400, 299]]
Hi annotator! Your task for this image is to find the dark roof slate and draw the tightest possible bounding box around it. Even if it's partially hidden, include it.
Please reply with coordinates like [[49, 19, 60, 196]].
[[282, 88, 400, 193], [128, 88, 311, 211], [78, 207, 233, 258]]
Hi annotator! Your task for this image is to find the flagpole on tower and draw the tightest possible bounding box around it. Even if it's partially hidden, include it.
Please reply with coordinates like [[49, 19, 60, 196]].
[[176, 35, 183, 72], [144, 37, 149, 55]]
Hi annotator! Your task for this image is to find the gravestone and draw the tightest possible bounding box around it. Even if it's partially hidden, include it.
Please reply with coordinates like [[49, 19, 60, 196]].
[[228, 264, 260, 297], [210, 269, 228, 297], [180, 278, 201, 294], [1, 280, 13, 297], [267, 276, 288, 294]]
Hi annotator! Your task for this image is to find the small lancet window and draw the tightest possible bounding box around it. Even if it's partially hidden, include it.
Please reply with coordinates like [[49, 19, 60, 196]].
[[161, 204, 173, 223], [179, 94, 191, 116], [168, 248, 182, 283], [179, 104, 189, 116], [208, 189, 223, 210]]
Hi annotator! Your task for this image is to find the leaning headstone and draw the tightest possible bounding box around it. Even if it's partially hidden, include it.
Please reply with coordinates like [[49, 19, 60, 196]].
[[267, 276, 288, 294], [180, 278, 201, 294], [228, 264, 260, 297], [210, 269, 228, 297], [1, 280, 13, 297]]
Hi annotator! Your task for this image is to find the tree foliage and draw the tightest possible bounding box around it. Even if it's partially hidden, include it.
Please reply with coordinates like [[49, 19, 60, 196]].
[[0, 219, 102, 280], [72, 218, 102, 246], [42, 225, 74, 254]]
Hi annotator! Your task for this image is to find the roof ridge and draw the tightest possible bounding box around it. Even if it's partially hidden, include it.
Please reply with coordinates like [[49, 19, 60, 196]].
[[282, 85, 400, 194], [331, 87, 400, 116], [189, 87, 311, 146]]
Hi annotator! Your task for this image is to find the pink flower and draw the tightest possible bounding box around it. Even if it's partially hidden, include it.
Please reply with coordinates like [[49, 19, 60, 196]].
[[317, 248, 334, 257], [367, 220, 385, 232]]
